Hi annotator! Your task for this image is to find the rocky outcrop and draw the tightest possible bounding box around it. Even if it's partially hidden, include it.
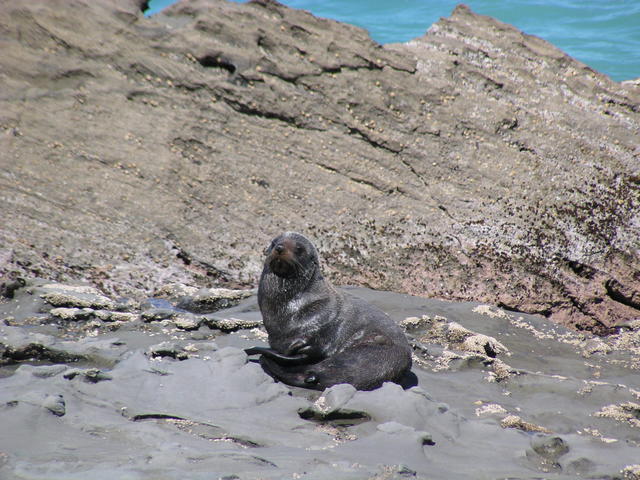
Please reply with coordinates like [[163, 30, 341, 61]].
[[1, 0, 638, 332]]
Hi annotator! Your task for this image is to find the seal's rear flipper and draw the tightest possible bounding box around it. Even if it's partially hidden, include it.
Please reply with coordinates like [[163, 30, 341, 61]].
[[245, 346, 310, 366], [260, 344, 412, 391], [244, 346, 270, 356], [399, 370, 419, 389], [259, 356, 321, 389]]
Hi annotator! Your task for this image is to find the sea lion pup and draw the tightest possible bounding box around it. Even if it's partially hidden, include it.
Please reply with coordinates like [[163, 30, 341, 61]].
[[245, 232, 413, 391]]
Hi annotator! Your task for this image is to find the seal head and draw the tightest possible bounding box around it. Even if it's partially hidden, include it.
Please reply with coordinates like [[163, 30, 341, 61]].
[[263, 232, 319, 281]]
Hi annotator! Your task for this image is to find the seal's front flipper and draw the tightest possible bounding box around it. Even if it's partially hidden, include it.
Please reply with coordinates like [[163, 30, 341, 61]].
[[244, 346, 310, 365], [259, 357, 324, 390]]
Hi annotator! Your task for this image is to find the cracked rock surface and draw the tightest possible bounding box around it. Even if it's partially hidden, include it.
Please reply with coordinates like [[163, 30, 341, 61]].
[[1, 282, 640, 479], [0, 0, 638, 333]]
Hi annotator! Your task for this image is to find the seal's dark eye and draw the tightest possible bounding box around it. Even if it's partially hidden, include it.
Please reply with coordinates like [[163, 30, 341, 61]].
[[295, 245, 305, 255]]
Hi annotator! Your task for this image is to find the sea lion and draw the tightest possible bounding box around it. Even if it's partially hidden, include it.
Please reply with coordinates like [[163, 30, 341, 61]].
[[245, 232, 413, 391]]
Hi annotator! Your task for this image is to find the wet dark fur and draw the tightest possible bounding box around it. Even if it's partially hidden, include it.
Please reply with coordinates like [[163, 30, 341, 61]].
[[245, 232, 413, 391]]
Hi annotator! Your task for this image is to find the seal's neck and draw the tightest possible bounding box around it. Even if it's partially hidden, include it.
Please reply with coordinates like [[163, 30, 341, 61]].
[[259, 262, 322, 305]]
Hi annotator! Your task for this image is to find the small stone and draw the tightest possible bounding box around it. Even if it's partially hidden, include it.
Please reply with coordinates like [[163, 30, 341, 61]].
[[63, 368, 112, 383], [113, 297, 139, 312], [595, 402, 640, 428], [141, 309, 176, 322], [581, 338, 612, 357], [446, 322, 474, 342], [461, 333, 508, 357], [148, 342, 189, 360], [109, 311, 138, 322], [475, 403, 507, 417], [472, 305, 511, 319], [531, 435, 569, 459], [40, 290, 115, 310], [399, 315, 432, 330], [501, 415, 552, 433], [43, 394, 66, 416], [176, 288, 253, 314], [49, 307, 95, 321], [622, 464, 640, 480], [93, 310, 112, 321], [86, 319, 102, 329], [489, 358, 513, 382], [323, 383, 358, 412], [154, 283, 199, 299], [248, 327, 269, 340], [202, 316, 262, 332], [298, 388, 369, 423], [173, 315, 202, 330]]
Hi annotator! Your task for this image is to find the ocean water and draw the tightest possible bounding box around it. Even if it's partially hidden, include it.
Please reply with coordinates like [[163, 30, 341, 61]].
[[146, 0, 639, 82]]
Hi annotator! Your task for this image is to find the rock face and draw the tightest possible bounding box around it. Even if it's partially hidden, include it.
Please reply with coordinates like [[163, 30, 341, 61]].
[[0, 0, 638, 333]]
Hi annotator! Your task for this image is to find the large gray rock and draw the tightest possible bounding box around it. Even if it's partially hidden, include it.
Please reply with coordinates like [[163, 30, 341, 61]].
[[0, 0, 638, 333]]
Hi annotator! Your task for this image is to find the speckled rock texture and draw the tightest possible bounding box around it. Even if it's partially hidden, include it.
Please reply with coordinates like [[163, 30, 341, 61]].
[[0, 0, 638, 334]]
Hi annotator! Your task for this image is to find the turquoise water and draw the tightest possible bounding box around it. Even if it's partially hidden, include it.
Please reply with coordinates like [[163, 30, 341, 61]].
[[146, 0, 639, 82]]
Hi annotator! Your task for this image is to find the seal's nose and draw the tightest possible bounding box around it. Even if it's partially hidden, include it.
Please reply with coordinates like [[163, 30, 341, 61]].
[[275, 243, 285, 254]]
